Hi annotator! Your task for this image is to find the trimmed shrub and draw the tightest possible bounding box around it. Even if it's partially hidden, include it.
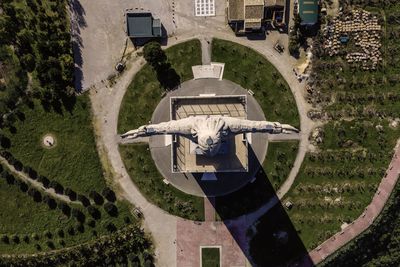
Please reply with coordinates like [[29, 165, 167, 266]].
[[106, 222, 117, 233], [27, 187, 42, 202], [87, 219, 96, 228], [49, 180, 64, 194], [104, 202, 118, 217], [31, 233, 39, 240], [65, 187, 77, 201], [0, 135, 11, 149], [23, 166, 37, 179], [1, 234, 9, 244], [17, 180, 29, 192], [46, 240, 55, 249], [44, 230, 52, 239], [89, 190, 104, 205], [42, 195, 57, 209], [23, 235, 29, 243], [72, 208, 85, 222], [124, 216, 131, 224], [77, 194, 90, 207], [102, 187, 116, 202], [87, 205, 101, 220], [58, 239, 66, 247], [38, 175, 50, 188], [67, 226, 75, 236], [11, 234, 20, 244], [5, 173, 15, 184], [58, 202, 71, 216], [56, 228, 64, 238], [76, 223, 84, 233]]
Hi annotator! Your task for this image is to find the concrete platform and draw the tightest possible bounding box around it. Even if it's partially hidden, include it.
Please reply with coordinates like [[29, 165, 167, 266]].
[[149, 79, 268, 197]]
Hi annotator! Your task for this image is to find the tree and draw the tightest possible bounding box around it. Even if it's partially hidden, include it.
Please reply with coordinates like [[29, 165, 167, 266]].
[[5, 173, 15, 184], [102, 187, 116, 202], [49, 180, 64, 194], [58, 202, 71, 216], [143, 42, 166, 68], [87, 205, 101, 220], [56, 228, 64, 238], [72, 208, 85, 222], [44, 230, 52, 239], [38, 175, 50, 188], [75, 222, 84, 233], [89, 190, 104, 205], [106, 222, 117, 233], [42, 195, 57, 209], [65, 187, 77, 201], [77, 194, 91, 207], [104, 202, 118, 217], [1, 234, 9, 244], [11, 234, 20, 244], [27, 187, 42, 202]]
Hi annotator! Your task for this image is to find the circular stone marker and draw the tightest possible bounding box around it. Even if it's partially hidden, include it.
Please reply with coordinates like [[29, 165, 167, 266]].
[[149, 79, 269, 197], [42, 134, 56, 148]]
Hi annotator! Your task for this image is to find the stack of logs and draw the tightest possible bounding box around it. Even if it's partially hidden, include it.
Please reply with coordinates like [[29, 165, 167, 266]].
[[324, 9, 382, 70]]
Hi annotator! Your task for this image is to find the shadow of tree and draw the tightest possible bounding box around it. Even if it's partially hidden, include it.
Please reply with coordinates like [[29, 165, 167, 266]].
[[155, 63, 181, 90], [69, 0, 87, 93]]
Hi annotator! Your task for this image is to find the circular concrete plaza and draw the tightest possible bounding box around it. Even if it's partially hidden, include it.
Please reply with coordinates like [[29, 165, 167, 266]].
[[149, 79, 268, 197]]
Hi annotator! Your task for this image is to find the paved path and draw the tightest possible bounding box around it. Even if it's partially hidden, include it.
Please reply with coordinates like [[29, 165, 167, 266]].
[[204, 197, 215, 221], [0, 157, 75, 204], [200, 36, 212, 65], [89, 29, 313, 266]]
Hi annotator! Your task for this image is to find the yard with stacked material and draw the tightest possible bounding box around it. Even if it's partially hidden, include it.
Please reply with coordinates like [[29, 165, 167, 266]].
[[318, 1, 400, 266], [249, 2, 400, 266]]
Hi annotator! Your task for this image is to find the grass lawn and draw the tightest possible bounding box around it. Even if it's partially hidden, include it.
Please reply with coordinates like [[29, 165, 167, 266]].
[[0, 171, 135, 254], [118, 39, 202, 133], [215, 141, 298, 220], [119, 143, 204, 221], [2, 94, 107, 194], [117, 40, 204, 220], [211, 38, 300, 128], [201, 247, 220, 267], [264, 141, 299, 190]]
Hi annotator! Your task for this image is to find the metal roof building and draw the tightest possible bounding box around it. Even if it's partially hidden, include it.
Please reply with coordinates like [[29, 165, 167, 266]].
[[126, 12, 162, 38], [299, 0, 319, 25]]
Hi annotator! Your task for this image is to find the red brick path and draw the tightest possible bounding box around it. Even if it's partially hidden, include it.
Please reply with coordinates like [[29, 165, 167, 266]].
[[176, 218, 247, 267], [204, 197, 215, 221]]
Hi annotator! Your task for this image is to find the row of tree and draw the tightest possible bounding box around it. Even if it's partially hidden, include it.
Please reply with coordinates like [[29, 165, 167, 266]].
[[0, 225, 154, 267]]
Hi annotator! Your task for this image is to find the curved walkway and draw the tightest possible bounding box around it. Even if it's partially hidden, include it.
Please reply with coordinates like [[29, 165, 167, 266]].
[[90, 30, 313, 266], [0, 157, 75, 204], [89, 29, 400, 266]]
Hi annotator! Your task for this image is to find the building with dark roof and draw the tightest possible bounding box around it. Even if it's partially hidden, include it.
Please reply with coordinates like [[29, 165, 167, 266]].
[[227, 0, 265, 33], [126, 12, 162, 38], [298, 0, 319, 25]]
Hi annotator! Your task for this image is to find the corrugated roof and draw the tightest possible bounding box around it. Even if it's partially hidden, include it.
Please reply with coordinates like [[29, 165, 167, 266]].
[[265, 0, 285, 7], [245, 5, 264, 19], [299, 0, 318, 25], [228, 0, 245, 20]]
